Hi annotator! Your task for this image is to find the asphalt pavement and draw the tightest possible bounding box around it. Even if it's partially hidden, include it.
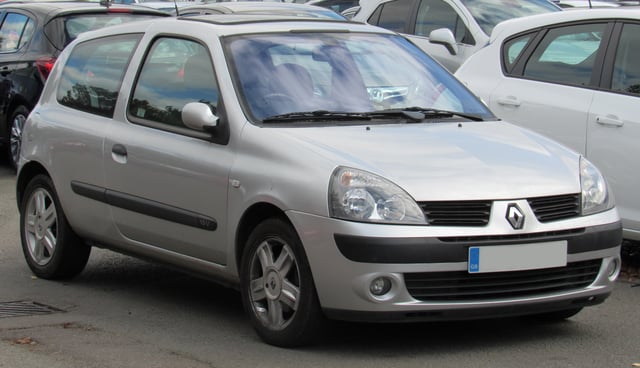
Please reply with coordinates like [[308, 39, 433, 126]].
[[1, 159, 639, 368]]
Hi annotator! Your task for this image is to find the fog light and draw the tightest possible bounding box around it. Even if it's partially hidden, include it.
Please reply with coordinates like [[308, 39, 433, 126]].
[[370, 277, 392, 296], [607, 258, 620, 281]]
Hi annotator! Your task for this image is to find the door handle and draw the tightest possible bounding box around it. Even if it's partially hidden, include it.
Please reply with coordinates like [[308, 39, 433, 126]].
[[111, 144, 127, 164], [596, 115, 624, 127], [496, 96, 521, 107]]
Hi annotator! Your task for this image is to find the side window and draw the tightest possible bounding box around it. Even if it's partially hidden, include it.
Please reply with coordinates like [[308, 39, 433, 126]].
[[57, 34, 140, 117], [523, 23, 606, 86], [415, 0, 473, 45], [0, 13, 30, 52], [372, 0, 413, 33], [611, 23, 640, 96], [129, 38, 218, 129], [502, 33, 533, 72]]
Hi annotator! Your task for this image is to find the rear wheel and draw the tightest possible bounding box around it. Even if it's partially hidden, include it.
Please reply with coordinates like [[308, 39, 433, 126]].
[[240, 218, 324, 347], [8, 105, 29, 170], [20, 174, 91, 279]]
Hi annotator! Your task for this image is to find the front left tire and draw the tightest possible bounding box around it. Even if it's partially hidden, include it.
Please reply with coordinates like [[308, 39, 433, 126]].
[[240, 218, 325, 347], [20, 174, 91, 279]]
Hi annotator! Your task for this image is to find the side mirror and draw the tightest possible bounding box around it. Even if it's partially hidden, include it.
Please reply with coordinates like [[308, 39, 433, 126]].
[[182, 102, 219, 132], [429, 28, 458, 55]]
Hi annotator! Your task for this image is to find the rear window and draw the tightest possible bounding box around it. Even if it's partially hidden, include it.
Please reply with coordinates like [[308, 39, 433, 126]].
[[44, 13, 163, 50]]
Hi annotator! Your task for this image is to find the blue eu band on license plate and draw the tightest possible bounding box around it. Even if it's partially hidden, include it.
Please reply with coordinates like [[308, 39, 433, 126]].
[[468, 241, 567, 274]]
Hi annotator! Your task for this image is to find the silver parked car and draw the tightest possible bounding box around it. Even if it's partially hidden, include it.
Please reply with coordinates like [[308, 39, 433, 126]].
[[17, 14, 621, 347], [352, 0, 561, 71]]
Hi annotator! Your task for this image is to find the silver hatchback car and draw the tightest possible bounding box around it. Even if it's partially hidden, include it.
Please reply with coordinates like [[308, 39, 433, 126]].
[[17, 14, 621, 347]]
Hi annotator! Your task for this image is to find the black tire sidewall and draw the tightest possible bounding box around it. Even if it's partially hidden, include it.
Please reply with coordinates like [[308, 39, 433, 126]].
[[19, 174, 89, 279], [7, 105, 29, 170], [240, 218, 324, 347]]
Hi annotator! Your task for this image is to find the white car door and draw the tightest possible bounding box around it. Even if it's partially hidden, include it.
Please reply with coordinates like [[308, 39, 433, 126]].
[[489, 22, 609, 155], [103, 37, 232, 265], [586, 22, 640, 240]]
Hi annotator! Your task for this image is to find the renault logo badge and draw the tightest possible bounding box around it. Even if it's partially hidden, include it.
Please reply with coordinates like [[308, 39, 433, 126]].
[[506, 204, 525, 230]]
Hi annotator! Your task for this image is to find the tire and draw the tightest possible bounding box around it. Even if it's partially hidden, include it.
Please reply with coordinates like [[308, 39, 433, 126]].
[[20, 174, 91, 279], [8, 105, 29, 170], [240, 218, 325, 347]]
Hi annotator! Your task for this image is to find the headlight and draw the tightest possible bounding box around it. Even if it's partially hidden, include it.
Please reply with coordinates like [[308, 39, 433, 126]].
[[580, 157, 614, 216], [329, 167, 426, 224]]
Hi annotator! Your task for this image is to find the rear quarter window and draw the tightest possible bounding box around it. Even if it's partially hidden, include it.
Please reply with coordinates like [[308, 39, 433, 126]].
[[57, 34, 141, 117]]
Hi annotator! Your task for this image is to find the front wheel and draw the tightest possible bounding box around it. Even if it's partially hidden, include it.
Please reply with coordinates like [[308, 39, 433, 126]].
[[240, 218, 324, 347], [20, 174, 91, 279]]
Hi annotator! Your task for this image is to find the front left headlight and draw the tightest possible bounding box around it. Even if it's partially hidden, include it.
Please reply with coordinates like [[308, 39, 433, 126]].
[[581, 157, 614, 216], [328, 167, 426, 224]]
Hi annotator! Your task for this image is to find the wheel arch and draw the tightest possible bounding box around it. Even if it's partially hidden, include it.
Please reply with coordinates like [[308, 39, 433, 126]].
[[234, 202, 290, 272], [16, 160, 50, 212]]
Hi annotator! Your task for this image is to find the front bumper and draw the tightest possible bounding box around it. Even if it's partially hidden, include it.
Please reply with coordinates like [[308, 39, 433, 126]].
[[288, 207, 621, 322]]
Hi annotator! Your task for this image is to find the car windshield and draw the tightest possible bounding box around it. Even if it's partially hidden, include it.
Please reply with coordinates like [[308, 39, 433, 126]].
[[225, 32, 493, 123], [461, 0, 560, 36]]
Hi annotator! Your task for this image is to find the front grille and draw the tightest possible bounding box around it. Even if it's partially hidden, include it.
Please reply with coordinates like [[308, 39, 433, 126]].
[[529, 194, 580, 222], [419, 200, 492, 227], [404, 260, 601, 302]]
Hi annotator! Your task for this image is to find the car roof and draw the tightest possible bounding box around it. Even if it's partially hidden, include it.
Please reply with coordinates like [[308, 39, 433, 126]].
[[0, 0, 171, 16], [176, 2, 346, 19], [490, 7, 640, 42]]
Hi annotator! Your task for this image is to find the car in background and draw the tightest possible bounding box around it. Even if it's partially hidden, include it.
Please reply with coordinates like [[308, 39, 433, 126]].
[[455, 9, 640, 244], [0, 1, 169, 169], [135, 1, 202, 13], [176, 1, 347, 18], [306, 0, 359, 14], [17, 13, 621, 347], [555, 0, 620, 7], [352, 0, 561, 72]]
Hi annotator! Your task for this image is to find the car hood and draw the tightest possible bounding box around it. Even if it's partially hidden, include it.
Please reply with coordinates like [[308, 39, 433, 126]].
[[274, 120, 580, 201]]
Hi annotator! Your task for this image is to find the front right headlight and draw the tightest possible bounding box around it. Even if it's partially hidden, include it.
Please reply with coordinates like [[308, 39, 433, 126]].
[[328, 167, 426, 225], [580, 157, 614, 216]]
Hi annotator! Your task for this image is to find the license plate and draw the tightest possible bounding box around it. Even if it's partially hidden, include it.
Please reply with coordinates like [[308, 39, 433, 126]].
[[468, 241, 567, 273]]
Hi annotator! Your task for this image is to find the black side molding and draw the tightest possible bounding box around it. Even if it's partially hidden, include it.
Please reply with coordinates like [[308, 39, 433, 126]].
[[70, 181, 217, 231]]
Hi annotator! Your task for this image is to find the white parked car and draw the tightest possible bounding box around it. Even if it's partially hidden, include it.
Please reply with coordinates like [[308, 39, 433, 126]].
[[351, 0, 561, 71], [17, 13, 621, 347], [455, 8, 640, 243]]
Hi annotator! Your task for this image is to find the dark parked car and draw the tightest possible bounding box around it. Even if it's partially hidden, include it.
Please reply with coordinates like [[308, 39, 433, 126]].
[[0, 1, 169, 169]]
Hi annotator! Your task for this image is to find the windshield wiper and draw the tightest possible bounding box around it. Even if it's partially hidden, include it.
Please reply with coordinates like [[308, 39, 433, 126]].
[[261, 108, 485, 124], [262, 110, 371, 123], [396, 107, 485, 122]]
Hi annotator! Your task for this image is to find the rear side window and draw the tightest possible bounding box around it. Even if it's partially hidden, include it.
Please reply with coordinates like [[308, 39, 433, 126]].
[[57, 34, 141, 117], [0, 13, 33, 52], [523, 23, 606, 86]]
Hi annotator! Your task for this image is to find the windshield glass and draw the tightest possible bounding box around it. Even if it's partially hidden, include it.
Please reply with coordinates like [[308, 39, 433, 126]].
[[225, 32, 493, 123], [462, 0, 560, 36]]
